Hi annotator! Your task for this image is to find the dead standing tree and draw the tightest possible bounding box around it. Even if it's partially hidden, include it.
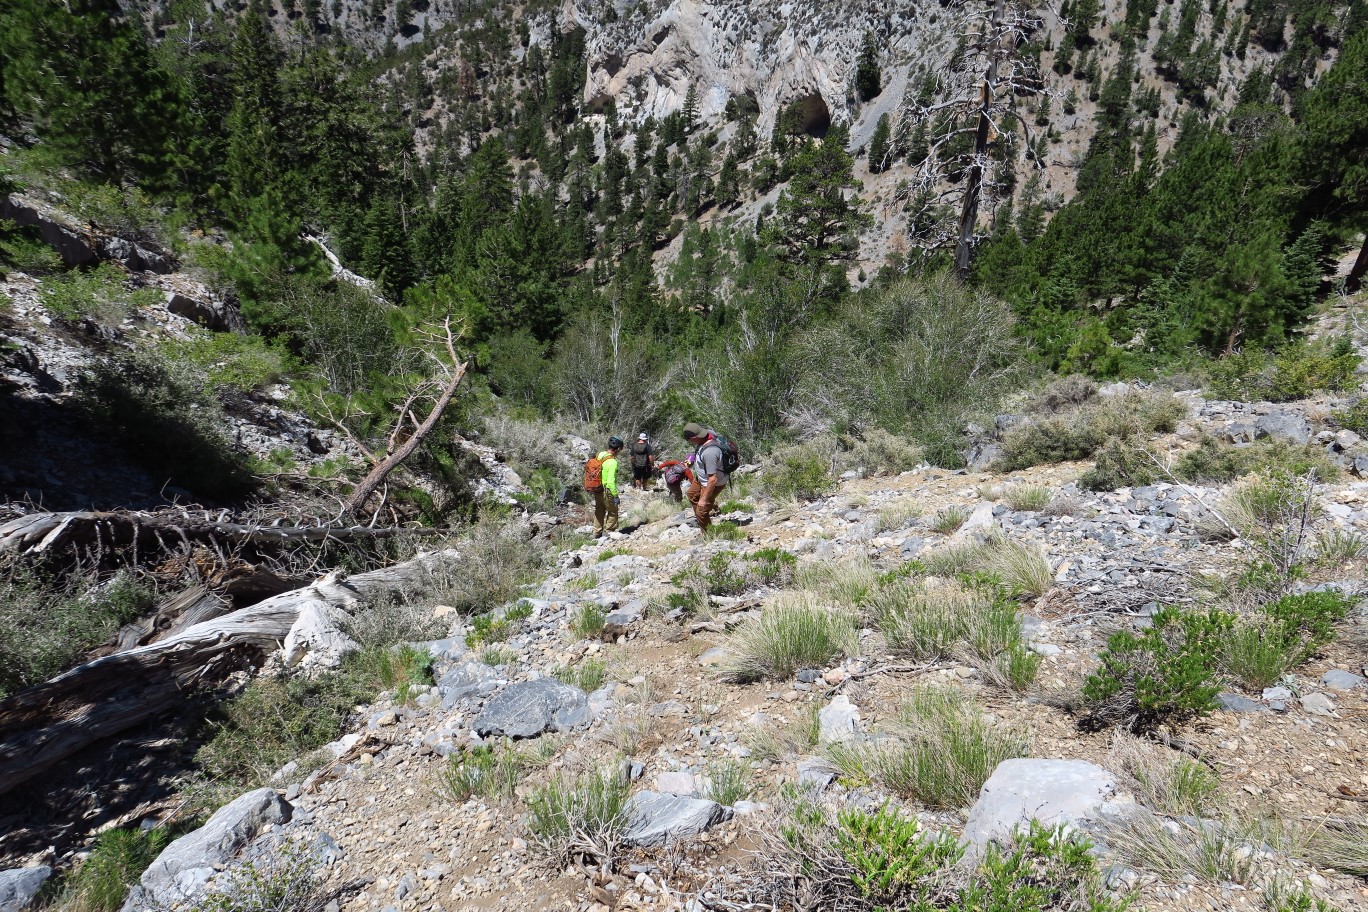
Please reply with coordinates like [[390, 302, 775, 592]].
[[892, 0, 1057, 272]]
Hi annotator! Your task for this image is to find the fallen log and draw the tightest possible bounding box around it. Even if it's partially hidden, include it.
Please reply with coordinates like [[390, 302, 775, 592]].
[[0, 550, 456, 796], [0, 510, 447, 560]]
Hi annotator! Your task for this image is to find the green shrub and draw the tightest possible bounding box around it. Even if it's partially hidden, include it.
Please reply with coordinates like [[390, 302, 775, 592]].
[[66, 826, 175, 912], [722, 596, 859, 682], [525, 767, 631, 863], [1174, 435, 1341, 485], [481, 645, 517, 666], [990, 643, 1043, 692], [169, 331, 293, 393], [77, 350, 255, 500], [1264, 590, 1352, 647], [571, 604, 606, 639], [1028, 375, 1098, 413], [39, 263, 155, 322], [1110, 737, 1220, 816], [0, 569, 157, 698], [834, 803, 963, 903], [465, 613, 512, 647], [970, 822, 1125, 912], [748, 547, 797, 587], [1202, 470, 1322, 580], [919, 536, 1053, 598], [995, 389, 1187, 472], [839, 428, 924, 476], [1314, 529, 1368, 565], [174, 841, 319, 912], [1082, 605, 1232, 730], [422, 518, 551, 614], [764, 442, 836, 501], [1078, 436, 1159, 491], [442, 745, 523, 801], [1207, 340, 1361, 403], [1332, 398, 1368, 436]]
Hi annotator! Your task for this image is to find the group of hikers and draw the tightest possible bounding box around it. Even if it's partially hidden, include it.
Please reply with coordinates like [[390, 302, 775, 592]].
[[582, 423, 740, 537]]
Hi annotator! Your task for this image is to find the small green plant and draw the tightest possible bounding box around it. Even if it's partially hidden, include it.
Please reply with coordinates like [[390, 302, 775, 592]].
[[1003, 485, 1052, 511], [569, 571, 600, 592], [504, 600, 534, 622], [722, 596, 859, 682], [525, 766, 631, 863], [39, 263, 136, 322], [597, 548, 629, 562], [1314, 528, 1368, 565], [1175, 435, 1341, 484], [704, 520, 745, 541], [248, 448, 298, 475], [1102, 809, 1288, 887], [1082, 605, 1232, 730], [1111, 735, 1220, 816], [834, 803, 963, 902], [989, 643, 1043, 692], [465, 613, 512, 647], [840, 428, 924, 476], [1264, 880, 1340, 912], [174, 840, 319, 912], [764, 442, 836, 501], [703, 758, 753, 805], [930, 505, 970, 534], [1078, 436, 1159, 491], [1222, 621, 1307, 690], [442, 745, 523, 801], [554, 658, 607, 692], [169, 331, 292, 393], [717, 500, 754, 513], [748, 547, 797, 587], [481, 645, 517, 667], [65, 826, 175, 912], [571, 604, 607, 639]]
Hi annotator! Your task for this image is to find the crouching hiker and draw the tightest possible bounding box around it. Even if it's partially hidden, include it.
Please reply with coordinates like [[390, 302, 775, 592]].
[[681, 422, 740, 532], [584, 436, 623, 538], [656, 453, 696, 504]]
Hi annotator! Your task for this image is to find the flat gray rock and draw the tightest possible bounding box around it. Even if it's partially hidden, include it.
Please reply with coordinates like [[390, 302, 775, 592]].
[[622, 791, 733, 847], [603, 601, 644, 638], [962, 759, 1134, 858], [797, 758, 836, 791], [0, 866, 50, 912], [817, 695, 859, 744], [1216, 692, 1267, 713], [439, 661, 504, 709], [1255, 413, 1311, 445], [125, 788, 291, 910], [472, 679, 589, 738], [1320, 670, 1365, 691], [1302, 692, 1337, 716]]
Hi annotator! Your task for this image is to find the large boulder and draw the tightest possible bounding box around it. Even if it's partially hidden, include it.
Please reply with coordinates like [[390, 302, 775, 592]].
[[622, 791, 733, 847], [1255, 413, 1311, 446], [165, 292, 246, 333], [961, 759, 1134, 859], [99, 237, 174, 274], [123, 788, 291, 911], [438, 660, 505, 709], [472, 679, 589, 738], [1, 195, 96, 268], [0, 867, 50, 912]]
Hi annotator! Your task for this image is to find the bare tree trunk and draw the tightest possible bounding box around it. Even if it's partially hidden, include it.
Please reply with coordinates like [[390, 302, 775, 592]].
[[343, 321, 469, 517], [1349, 236, 1367, 291], [954, 0, 1008, 279], [0, 551, 454, 796]]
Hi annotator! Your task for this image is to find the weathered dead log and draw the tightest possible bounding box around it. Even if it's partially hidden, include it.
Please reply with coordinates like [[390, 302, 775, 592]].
[[107, 585, 229, 654], [0, 510, 445, 560], [0, 551, 455, 796]]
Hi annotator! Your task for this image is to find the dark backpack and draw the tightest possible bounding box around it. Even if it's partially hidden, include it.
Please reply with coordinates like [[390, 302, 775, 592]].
[[703, 434, 742, 475], [631, 442, 652, 468]]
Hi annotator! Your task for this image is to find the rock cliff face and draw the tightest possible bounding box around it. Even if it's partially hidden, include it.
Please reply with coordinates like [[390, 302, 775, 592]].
[[569, 0, 965, 138]]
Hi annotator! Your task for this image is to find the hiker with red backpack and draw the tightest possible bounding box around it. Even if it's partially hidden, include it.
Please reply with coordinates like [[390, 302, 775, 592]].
[[629, 433, 656, 490], [655, 453, 696, 504], [681, 422, 740, 532], [584, 436, 624, 538]]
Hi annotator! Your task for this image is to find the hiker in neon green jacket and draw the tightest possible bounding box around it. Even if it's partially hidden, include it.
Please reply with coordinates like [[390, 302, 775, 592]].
[[593, 436, 623, 537]]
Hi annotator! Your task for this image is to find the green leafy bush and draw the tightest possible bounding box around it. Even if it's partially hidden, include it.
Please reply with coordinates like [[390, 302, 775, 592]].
[[1078, 436, 1159, 491], [169, 331, 293, 393], [1207, 340, 1361, 403], [77, 350, 254, 500], [704, 520, 745, 541], [1082, 606, 1233, 730], [764, 441, 836, 501], [834, 803, 963, 902], [38, 263, 157, 322], [1264, 589, 1353, 646]]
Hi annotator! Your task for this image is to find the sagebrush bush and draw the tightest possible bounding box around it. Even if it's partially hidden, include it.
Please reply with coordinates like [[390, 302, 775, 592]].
[[423, 519, 551, 614], [78, 350, 255, 500], [839, 428, 924, 475], [1174, 435, 1341, 485], [1028, 375, 1098, 414], [722, 595, 859, 681], [764, 440, 837, 501], [995, 389, 1187, 473], [525, 767, 631, 863], [1082, 606, 1232, 730], [0, 568, 157, 698], [1078, 436, 1159, 491]]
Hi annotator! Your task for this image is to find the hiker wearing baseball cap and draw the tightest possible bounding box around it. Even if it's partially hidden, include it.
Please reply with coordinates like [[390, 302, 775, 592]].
[[629, 432, 656, 491], [681, 423, 740, 532]]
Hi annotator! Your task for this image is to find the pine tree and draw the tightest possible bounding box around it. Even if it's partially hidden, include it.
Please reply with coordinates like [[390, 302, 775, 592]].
[[868, 113, 892, 173], [770, 123, 872, 272], [855, 32, 882, 101]]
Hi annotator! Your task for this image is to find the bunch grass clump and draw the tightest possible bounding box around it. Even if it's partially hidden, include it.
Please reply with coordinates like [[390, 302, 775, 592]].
[[722, 595, 859, 682], [525, 766, 631, 863], [929, 505, 970, 534], [63, 826, 175, 912], [794, 557, 879, 609]]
